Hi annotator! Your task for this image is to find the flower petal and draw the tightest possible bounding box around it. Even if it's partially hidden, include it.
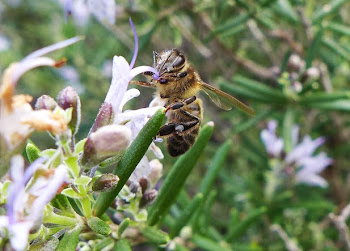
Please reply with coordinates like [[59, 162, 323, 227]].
[[297, 152, 332, 175], [119, 88, 140, 112], [296, 173, 328, 187], [260, 120, 283, 157], [105, 56, 131, 119], [286, 136, 325, 164]]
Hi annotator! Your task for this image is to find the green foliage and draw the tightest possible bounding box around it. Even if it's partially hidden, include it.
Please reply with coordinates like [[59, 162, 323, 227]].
[[1, 0, 350, 250]]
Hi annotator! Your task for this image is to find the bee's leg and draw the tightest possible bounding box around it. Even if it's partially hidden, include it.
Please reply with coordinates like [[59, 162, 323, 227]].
[[158, 120, 199, 137], [129, 80, 156, 88], [165, 96, 196, 112]]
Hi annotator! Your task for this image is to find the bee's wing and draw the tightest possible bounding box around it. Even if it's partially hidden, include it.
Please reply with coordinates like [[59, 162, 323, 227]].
[[199, 82, 255, 115]]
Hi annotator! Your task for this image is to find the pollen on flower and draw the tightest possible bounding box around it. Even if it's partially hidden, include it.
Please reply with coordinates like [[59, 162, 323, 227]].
[[22, 110, 68, 135]]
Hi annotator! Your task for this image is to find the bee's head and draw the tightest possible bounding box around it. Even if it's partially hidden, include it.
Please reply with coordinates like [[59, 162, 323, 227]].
[[153, 49, 186, 76]]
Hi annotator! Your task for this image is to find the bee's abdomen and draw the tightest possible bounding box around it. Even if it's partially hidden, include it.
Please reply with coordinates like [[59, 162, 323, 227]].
[[167, 127, 199, 157]]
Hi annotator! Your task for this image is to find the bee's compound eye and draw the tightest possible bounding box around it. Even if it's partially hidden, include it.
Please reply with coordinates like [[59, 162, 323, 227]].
[[159, 78, 168, 84], [173, 55, 185, 68]]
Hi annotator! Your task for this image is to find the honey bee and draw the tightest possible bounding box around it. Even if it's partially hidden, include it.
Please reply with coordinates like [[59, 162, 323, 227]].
[[132, 49, 255, 157]]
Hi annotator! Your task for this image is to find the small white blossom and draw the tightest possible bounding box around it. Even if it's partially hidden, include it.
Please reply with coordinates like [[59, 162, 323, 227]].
[[101, 19, 162, 159], [261, 120, 332, 187]]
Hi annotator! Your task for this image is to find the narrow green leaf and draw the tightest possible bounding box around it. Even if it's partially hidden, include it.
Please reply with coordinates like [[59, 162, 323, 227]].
[[207, 14, 249, 40], [118, 218, 130, 237], [140, 226, 170, 245], [148, 122, 214, 226], [232, 109, 271, 135], [175, 244, 190, 251], [170, 193, 204, 238], [94, 237, 114, 251], [233, 75, 287, 102], [305, 27, 324, 69], [299, 92, 350, 104], [312, 0, 346, 24], [92, 108, 165, 217], [29, 237, 59, 251], [56, 226, 82, 251], [273, 0, 299, 24], [87, 217, 111, 235], [193, 235, 232, 251], [282, 108, 295, 153], [26, 143, 41, 163], [114, 239, 132, 251], [326, 22, 350, 37], [322, 38, 350, 61], [225, 207, 267, 242], [304, 99, 350, 111], [199, 141, 231, 198]]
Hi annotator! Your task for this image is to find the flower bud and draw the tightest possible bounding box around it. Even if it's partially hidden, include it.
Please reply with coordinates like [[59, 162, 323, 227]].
[[140, 189, 158, 208], [148, 159, 163, 186], [305, 67, 320, 81], [90, 102, 114, 133], [287, 54, 305, 73], [35, 95, 57, 110], [57, 86, 81, 135], [139, 177, 150, 194], [81, 125, 132, 168], [128, 181, 139, 194], [92, 173, 119, 192]]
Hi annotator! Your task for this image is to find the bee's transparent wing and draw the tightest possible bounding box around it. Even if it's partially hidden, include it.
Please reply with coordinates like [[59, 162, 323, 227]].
[[199, 82, 255, 115]]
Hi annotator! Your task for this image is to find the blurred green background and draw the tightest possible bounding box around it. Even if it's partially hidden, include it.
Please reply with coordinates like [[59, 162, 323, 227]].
[[1, 0, 350, 249]]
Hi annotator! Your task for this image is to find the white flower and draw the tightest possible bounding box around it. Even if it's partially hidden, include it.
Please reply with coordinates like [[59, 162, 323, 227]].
[[260, 120, 332, 187], [0, 155, 69, 251], [100, 18, 162, 157]]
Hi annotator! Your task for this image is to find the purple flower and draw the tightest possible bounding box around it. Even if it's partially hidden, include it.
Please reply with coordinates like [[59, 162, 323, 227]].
[[261, 120, 332, 187], [0, 155, 68, 251]]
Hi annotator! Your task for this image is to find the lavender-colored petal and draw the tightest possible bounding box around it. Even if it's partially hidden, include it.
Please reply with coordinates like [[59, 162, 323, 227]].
[[260, 128, 283, 157], [12, 57, 56, 85], [119, 88, 140, 112], [7, 155, 25, 224], [105, 56, 131, 118], [149, 142, 164, 159], [130, 156, 151, 182], [129, 18, 138, 69], [22, 36, 83, 62], [286, 136, 325, 164], [30, 165, 68, 223], [129, 65, 159, 80], [88, 0, 117, 25], [9, 221, 33, 251], [297, 152, 332, 175], [22, 157, 46, 184], [295, 173, 328, 187], [115, 106, 162, 125], [267, 120, 277, 132]]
